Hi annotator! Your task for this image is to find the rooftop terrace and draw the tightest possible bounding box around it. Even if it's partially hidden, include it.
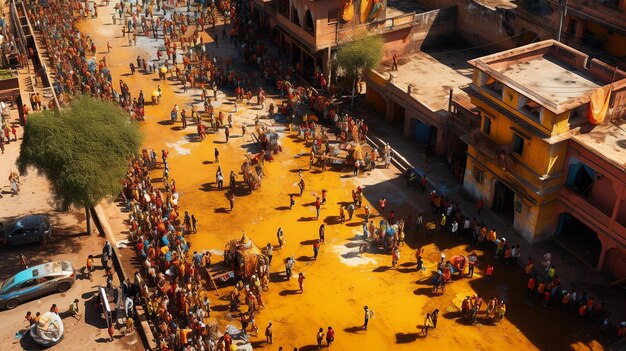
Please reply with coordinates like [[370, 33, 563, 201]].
[[374, 48, 479, 112], [571, 122, 626, 172], [498, 56, 604, 105], [469, 40, 626, 114]]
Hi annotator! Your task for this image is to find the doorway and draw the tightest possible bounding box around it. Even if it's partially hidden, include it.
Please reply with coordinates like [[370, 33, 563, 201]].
[[556, 213, 602, 268], [492, 181, 515, 220]]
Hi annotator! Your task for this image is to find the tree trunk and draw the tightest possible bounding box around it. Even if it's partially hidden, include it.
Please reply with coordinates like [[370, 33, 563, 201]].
[[350, 76, 356, 108], [86, 206, 92, 235]]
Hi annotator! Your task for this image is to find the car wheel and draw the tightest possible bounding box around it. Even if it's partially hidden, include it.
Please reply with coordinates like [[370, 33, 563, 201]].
[[57, 283, 71, 293], [5, 299, 19, 310]]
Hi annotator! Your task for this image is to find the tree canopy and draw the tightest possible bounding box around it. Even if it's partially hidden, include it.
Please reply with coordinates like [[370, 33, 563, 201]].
[[336, 35, 384, 79], [18, 97, 142, 211]]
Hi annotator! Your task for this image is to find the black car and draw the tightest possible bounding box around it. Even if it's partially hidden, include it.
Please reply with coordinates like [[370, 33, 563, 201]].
[[0, 215, 52, 247]]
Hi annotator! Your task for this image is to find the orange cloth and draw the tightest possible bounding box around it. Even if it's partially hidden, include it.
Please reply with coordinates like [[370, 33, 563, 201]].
[[589, 86, 612, 125]]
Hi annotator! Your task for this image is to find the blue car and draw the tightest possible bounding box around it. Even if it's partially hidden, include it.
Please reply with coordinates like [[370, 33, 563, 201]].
[[0, 261, 75, 310]]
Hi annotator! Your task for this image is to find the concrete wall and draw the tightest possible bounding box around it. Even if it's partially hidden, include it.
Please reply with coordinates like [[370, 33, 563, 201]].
[[417, 0, 523, 51]]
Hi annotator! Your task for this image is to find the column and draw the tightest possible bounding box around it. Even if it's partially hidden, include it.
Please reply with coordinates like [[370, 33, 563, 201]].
[[385, 99, 394, 123]]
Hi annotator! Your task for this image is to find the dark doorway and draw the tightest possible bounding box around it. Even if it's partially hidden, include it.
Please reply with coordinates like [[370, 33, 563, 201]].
[[556, 213, 602, 267], [392, 102, 405, 126], [566, 161, 595, 196], [302, 52, 315, 80], [292, 45, 302, 74], [493, 181, 515, 219]]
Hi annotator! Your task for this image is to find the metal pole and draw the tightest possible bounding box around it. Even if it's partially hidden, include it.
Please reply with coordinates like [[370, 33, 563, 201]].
[[557, 0, 568, 42]]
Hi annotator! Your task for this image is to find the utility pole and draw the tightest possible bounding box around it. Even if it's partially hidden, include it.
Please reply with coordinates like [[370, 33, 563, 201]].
[[557, 0, 568, 42]]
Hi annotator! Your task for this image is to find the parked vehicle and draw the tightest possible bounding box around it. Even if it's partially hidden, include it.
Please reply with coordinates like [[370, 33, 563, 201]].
[[0, 261, 75, 310], [0, 214, 52, 247]]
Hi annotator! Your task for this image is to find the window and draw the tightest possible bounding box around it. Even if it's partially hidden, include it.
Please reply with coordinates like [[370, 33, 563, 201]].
[[485, 77, 503, 98], [19, 279, 38, 290], [473, 167, 485, 184], [328, 9, 339, 23], [512, 133, 524, 155], [521, 99, 541, 122], [482, 116, 492, 135]]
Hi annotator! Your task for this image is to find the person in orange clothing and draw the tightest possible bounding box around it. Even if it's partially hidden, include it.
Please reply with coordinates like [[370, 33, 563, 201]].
[[527, 275, 536, 297]]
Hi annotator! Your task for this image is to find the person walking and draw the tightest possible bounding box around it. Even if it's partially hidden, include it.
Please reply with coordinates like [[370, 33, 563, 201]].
[[316, 327, 324, 349], [19, 253, 28, 269], [431, 309, 440, 328], [266, 243, 273, 264], [298, 272, 305, 293], [225, 126, 230, 143], [229, 193, 235, 211], [315, 197, 321, 219], [363, 305, 373, 330], [289, 194, 295, 209], [421, 313, 434, 336], [326, 327, 335, 346], [277, 228, 286, 247], [313, 240, 320, 260], [347, 203, 355, 221], [214, 148, 220, 163], [86, 255, 94, 279], [319, 224, 325, 242], [285, 256, 294, 279], [265, 322, 273, 344]]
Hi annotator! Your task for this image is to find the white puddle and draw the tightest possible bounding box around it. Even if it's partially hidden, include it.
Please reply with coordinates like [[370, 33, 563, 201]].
[[166, 140, 191, 155], [330, 244, 377, 267]]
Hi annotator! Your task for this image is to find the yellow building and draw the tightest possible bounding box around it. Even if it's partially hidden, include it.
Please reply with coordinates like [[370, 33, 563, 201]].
[[462, 40, 626, 242]]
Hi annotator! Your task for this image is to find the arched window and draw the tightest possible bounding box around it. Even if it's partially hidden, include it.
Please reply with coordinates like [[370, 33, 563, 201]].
[[304, 9, 315, 34], [291, 5, 300, 27]]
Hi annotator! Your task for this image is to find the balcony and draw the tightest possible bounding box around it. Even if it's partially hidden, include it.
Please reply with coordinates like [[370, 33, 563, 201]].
[[559, 187, 626, 243]]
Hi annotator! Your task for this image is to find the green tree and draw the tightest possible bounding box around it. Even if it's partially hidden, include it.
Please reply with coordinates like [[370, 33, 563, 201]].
[[18, 97, 142, 234], [336, 35, 384, 107]]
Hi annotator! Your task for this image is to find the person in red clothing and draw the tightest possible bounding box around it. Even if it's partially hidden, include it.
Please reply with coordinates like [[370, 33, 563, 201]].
[[298, 272, 305, 293], [326, 326, 335, 346], [485, 264, 494, 282], [315, 197, 321, 219]]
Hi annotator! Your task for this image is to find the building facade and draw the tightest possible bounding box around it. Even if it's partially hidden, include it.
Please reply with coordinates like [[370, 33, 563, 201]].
[[557, 123, 626, 279], [250, 0, 452, 82], [463, 40, 626, 242]]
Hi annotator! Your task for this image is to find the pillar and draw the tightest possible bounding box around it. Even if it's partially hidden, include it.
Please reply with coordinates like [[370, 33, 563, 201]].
[[435, 126, 446, 156], [403, 109, 411, 138], [385, 99, 394, 123]]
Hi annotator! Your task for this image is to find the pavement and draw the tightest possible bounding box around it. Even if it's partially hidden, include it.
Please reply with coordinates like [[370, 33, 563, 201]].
[[0, 104, 142, 350]]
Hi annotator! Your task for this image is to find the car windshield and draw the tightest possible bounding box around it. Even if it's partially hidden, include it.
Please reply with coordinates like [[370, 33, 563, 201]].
[[1, 276, 14, 292]]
